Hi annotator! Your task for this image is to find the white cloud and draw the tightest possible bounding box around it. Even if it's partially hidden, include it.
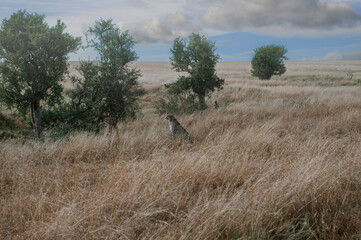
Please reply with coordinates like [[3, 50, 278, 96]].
[[200, 0, 361, 37], [2, 0, 192, 38], [241, 24, 361, 38], [2, 0, 361, 44], [118, 11, 202, 44]]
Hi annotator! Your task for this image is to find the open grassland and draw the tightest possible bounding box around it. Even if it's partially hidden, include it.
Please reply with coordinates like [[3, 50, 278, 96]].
[[1, 61, 361, 239]]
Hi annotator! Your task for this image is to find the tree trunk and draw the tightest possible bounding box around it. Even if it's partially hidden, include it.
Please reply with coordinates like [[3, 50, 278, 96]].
[[30, 103, 35, 127], [198, 94, 206, 110], [108, 119, 119, 136], [31, 101, 42, 138]]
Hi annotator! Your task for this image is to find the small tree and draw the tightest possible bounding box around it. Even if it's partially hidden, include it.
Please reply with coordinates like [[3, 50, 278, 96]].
[[0, 10, 81, 137], [251, 44, 288, 80], [66, 19, 144, 129], [170, 33, 224, 110]]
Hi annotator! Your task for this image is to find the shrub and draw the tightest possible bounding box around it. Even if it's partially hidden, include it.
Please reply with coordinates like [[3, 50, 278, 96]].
[[0, 112, 13, 129], [154, 82, 199, 115]]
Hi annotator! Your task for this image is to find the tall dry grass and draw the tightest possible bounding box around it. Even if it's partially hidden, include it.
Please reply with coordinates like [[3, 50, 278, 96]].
[[1, 61, 361, 239]]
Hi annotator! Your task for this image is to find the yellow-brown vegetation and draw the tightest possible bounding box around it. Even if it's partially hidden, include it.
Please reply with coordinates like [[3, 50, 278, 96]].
[[1, 61, 360, 239]]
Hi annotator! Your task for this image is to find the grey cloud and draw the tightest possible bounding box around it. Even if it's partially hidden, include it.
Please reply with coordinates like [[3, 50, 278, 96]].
[[200, 0, 361, 34], [120, 11, 202, 44], [322, 50, 361, 60]]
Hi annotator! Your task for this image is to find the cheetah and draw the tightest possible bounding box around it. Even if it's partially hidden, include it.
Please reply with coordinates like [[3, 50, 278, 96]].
[[165, 115, 193, 143]]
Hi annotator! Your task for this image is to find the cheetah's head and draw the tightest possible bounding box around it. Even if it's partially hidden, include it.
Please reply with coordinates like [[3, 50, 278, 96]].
[[165, 115, 176, 121]]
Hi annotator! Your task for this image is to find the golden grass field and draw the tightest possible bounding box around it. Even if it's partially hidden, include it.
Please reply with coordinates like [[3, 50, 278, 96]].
[[1, 61, 361, 239]]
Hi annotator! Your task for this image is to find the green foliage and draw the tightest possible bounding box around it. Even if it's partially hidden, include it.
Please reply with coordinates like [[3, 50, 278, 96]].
[[43, 19, 145, 134], [169, 33, 224, 110], [251, 44, 288, 80], [0, 110, 33, 138], [78, 19, 145, 127], [0, 111, 14, 129], [154, 82, 199, 115], [0, 10, 81, 137]]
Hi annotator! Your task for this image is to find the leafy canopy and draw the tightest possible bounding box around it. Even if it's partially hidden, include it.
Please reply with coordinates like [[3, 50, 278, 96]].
[[251, 44, 288, 80], [0, 10, 81, 111]]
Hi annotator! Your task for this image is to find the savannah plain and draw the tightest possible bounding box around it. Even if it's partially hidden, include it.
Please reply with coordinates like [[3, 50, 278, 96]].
[[1, 61, 361, 239]]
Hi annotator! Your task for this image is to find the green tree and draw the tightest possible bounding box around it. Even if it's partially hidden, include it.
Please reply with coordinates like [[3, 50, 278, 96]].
[[170, 33, 224, 110], [251, 44, 288, 80], [67, 19, 144, 129], [0, 10, 81, 137]]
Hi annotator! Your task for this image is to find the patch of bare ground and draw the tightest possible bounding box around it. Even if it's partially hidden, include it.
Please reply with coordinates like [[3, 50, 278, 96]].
[[1, 61, 360, 239]]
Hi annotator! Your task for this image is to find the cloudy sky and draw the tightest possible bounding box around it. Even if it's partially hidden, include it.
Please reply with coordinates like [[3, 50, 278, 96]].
[[1, 0, 361, 61]]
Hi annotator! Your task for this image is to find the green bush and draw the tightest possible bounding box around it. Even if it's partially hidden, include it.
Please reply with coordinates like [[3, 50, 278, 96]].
[[0, 112, 13, 129], [154, 82, 199, 115], [251, 44, 288, 80], [41, 94, 107, 139], [0, 111, 33, 138]]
